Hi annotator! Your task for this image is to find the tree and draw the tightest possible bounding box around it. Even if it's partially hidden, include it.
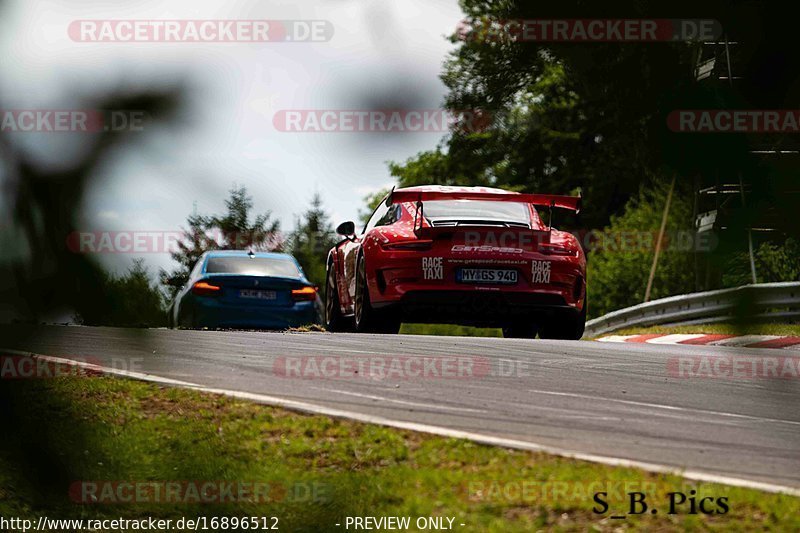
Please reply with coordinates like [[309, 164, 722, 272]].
[[386, 2, 796, 233], [358, 188, 392, 226], [586, 180, 695, 318], [209, 185, 281, 251], [78, 259, 167, 327], [160, 211, 216, 296], [285, 193, 338, 288], [723, 239, 800, 287], [160, 185, 282, 297]]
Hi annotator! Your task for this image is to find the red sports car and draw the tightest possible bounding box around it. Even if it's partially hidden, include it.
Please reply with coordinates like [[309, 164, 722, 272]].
[[324, 185, 586, 339]]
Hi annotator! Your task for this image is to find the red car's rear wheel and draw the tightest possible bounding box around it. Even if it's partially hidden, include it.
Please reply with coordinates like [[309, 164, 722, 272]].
[[354, 254, 401, 334], [502, 323, 539, 339], [325, 264, 353, 332], [539, 296, 587, 340]]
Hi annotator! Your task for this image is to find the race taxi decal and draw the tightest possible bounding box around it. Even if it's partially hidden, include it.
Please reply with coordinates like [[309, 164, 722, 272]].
[[531, 260, 552, 284], [422, 257, 444, 280]]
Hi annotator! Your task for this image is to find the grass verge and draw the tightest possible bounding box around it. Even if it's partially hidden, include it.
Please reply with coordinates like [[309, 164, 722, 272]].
[[0, 376, 797, 532], [603, 323, 800, 338]]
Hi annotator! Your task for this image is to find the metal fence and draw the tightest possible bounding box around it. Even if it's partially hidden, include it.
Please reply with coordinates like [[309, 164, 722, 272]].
[[584, 282, 800, 338]]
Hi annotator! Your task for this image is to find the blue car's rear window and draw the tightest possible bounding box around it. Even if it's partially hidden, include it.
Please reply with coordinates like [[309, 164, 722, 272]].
[[205, 257, 301, 278]]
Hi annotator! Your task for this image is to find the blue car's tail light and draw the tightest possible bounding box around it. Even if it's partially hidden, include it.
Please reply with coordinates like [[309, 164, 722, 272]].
[[291, 286, 317, 302], [192, 281, 222, 296]]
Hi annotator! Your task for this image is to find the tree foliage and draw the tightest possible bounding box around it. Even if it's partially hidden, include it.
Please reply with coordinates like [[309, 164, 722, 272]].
[[160, 185, 282, 296], [723, 239, 800, 288], [587, 180, 695, 318], [358, 188, 392, 226], [209, 185, 281, 251], [78, 259, 166, 327], [285, 193, 338, 288], [388, 1, 796, 233]]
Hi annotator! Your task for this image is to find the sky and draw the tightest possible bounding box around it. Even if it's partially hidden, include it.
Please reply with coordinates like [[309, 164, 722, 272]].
[[0, 0, 464, 275]]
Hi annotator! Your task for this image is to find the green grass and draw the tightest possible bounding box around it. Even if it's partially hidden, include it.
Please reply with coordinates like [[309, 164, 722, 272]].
[[400, 323, 502, 337], [605, 323, 800, 338], [1, 376, 797, 532]]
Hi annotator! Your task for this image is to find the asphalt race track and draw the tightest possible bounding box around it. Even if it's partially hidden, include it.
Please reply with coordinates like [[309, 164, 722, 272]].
[[3, 325, 799, 490]]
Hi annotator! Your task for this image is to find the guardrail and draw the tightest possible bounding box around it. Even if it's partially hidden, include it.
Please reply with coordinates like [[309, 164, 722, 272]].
[[584, 282, 800, 338]]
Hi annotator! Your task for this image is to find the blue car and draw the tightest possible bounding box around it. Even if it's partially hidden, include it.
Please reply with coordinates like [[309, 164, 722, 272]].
[[168, 250, 321, 329]]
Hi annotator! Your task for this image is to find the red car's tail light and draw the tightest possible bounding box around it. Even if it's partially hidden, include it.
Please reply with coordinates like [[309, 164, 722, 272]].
[[291, 286, 317, 301], [540, 244, 577, 256], [382, 240, 433, 251], [192, 281, 221, 296]]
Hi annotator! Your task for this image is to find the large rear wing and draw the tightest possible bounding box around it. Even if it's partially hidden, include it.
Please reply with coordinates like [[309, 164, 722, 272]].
[[387, 189, 581, 213]]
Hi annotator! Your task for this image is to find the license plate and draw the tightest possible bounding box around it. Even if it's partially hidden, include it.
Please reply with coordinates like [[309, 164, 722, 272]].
[[457, 268, 518, 284], [239, 289, 277, 300]]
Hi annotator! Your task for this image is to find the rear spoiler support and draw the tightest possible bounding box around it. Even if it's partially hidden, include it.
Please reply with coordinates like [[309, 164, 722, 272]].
[[412, 198, 425, 235]]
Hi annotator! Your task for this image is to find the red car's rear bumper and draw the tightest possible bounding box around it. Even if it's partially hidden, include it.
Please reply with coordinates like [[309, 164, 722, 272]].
[[366, 247, 585, 325]]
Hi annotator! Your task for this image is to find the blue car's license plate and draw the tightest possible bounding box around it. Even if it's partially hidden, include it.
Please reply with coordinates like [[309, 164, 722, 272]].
[[239, 289, 277, 300]]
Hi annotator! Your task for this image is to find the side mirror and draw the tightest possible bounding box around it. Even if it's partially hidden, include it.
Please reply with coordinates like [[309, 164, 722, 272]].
[[336, 221, 356, 236]]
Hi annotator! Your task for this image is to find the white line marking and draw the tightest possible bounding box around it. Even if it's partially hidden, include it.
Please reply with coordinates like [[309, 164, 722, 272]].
[[5, 349, 799, 496], [596, 335, 636, 343], [526, 389, 800, 426], [310, 387, 488, 414], [333, 391, 621, 420], [645, 334, 706, 344]]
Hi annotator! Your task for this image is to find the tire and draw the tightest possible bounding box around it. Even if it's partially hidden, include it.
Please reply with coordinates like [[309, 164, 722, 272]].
[[502, 322, 538, 339], [176, 306, 187, 328], [325, 264, 354, 332], [354, 254, 401, 334], [539, 298, 587, 340]]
